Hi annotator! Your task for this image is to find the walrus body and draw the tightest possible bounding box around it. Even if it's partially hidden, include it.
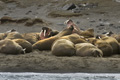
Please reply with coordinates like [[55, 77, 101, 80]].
[[111, 34, 120, 43], [75, 43, 103, 57], [13, 39, 32, 53], [93, 39, 113, 57], [32, 36, 58, 50], [22, 32, 40, 44], [80, 28, 94, 38], [52, 39, 76, 56], [102, 37, 120, 54], [5, 32, 24, 40], [60, 33, 87, 44], [0, 33, 7, 40], [0, 39, 24, 54]]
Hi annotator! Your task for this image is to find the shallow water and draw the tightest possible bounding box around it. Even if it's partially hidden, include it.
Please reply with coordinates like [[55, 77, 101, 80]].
[[0, 72, 120, 80]]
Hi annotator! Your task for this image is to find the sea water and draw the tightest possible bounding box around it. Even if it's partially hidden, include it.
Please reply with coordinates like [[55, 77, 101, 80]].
[[0, 72, 119, 80]]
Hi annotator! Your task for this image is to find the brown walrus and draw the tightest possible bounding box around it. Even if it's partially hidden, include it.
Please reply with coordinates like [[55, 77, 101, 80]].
[[79, 28, 94, 38], [32, 25, 74, 50], [102, 36, 120, 54], [22, 32, 40, 44], [91, 38, 113, 57]]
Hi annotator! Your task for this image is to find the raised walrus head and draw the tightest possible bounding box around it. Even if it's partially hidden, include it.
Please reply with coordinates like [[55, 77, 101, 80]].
[[40, 27, 52, 40]]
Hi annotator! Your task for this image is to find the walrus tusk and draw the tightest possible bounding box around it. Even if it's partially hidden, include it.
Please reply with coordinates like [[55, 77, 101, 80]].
[[44, 30, 46, 37], [40, 30, 43, 35], [22, 48, 26, 54], [64, 20, 70, 24]]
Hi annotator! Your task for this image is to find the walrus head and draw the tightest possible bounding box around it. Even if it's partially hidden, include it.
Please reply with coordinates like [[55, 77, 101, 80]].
[[6, 29, 17, 33], [40, 27, 52, 40], [102, 31, 114, 36]]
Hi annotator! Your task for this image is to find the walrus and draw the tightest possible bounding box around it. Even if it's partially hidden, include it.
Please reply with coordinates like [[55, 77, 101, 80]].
[[22, 32, 40, 44], [60, 33, 87, 44], [32, 25, 74, 50], [75, 43, 103, 57], [79, 28, 94, 38], [91, 38, 113, 57], [111, 34, 120, 43], [0, 33, 7, 40], [0, 39, 25, 54], [52, 39, 76, 56], [102, 36, 120, 54], [12, 39, 32, 53], [5, 31, 24, 40], [101, 31, 120, 43]]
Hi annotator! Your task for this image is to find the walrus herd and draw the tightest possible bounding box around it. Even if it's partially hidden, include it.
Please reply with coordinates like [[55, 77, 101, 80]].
[[0, 19, 120, 57]]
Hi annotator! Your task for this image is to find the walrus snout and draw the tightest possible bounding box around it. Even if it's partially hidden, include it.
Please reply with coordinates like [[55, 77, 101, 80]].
[[64, 19, 73, 25]]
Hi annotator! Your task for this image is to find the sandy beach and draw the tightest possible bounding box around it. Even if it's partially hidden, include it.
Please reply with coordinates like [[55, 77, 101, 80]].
[[0, 0, 120, 73]]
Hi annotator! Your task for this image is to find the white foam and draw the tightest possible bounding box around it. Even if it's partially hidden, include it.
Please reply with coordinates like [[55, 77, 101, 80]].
[[0, 72, 119, 80]]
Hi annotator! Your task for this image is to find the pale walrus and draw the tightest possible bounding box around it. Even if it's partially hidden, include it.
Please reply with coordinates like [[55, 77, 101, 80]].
[[5, 31, 24, 40], [52, 39, 76, 56], [75, 43, 103, 57], [12, 39, 32, 53], [0, 39, 25, 54], [60, 33, 87, 44]]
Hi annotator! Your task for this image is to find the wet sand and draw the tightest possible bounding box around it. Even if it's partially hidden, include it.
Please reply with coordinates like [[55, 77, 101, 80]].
[[0, 0, 120, 73]]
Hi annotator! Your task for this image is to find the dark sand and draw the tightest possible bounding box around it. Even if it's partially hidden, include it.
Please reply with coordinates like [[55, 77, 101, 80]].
[[0, 0, 120, 73]]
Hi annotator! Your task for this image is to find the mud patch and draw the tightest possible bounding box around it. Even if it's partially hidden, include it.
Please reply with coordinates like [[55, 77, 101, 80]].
[[0, 16, 51, 26]]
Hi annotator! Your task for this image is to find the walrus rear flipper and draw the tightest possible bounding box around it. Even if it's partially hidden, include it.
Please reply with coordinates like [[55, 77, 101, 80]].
[[93, 49, 103, 57]]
